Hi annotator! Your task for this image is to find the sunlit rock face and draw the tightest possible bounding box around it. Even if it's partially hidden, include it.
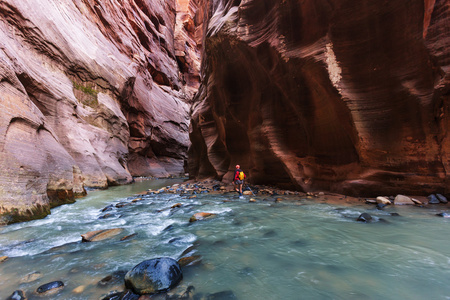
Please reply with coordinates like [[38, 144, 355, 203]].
[[189, 0, 450, 196], [0, 0, 201, 222]]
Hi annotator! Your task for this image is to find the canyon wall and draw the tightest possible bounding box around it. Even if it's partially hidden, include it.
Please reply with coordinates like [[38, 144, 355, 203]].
[[0, 0, 202, 223], [189, 0, 450, 196]]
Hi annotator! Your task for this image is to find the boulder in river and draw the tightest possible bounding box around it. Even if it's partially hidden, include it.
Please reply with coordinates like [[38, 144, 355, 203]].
[[36, 280, 65, 295], [394, 195, 415, 205], [189, 212, 217, 222], [124, 257, 183, 295], [81, 228, 124, 242], [436, 212, 450, 218], [357, 213, 373, 223], [436, 194, 448, 203], [376, 196, 391, 205], [427, 194, 441, 204]]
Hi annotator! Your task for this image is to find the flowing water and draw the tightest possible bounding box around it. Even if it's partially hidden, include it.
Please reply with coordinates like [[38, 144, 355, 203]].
[[1, 179, 450, 299]]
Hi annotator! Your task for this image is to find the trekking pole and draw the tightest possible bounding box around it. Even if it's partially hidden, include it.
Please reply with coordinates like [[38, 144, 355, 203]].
[[246, 183, 255, 195]]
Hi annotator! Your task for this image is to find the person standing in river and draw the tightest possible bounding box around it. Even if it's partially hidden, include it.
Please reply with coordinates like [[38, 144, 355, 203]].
[[233, 165, 246, 196]]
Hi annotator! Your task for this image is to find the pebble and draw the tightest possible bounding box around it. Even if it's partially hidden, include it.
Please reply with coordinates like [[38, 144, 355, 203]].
[[72, 285, 86, 293]]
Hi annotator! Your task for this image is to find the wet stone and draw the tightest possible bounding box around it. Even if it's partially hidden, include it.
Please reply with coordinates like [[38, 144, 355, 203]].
[[20, 271, 42, 283], [121, 233, 138, 241], [81, 228, 124, 242], [98, 270, 127, 287], [357, 213, 373, 223], [428, 194, 441, 204], [101, 205, 114, 212], [6, 290, 26, 300], [124, 257, 183, 295], [36, 280, 64, 295], [436, 194, 448, 203], [436, 212, 450, 218], [99, 213, 115, 219], [178, 255, 202, 267]]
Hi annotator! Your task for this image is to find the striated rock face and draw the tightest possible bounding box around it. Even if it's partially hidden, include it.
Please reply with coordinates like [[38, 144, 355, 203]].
[[0, 0, 202, 223], [189, 0, 450, 196]]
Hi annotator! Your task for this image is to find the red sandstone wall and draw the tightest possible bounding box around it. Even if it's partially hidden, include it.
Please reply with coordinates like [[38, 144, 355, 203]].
[[0, 0, 202, 222], [189, 0, 450, 196]]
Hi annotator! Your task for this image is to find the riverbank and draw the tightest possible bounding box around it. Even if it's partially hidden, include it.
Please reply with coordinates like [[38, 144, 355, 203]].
[[143, 179, 447, 209]]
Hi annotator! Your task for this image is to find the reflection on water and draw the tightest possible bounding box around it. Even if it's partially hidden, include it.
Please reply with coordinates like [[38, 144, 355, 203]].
[[0, 179, 450, 299]]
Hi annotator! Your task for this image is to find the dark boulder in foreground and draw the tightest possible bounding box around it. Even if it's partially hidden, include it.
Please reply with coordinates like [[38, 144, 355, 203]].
[[357, 213, 373, 223], [7, 290, 26, 300], [36, 280, 64, 295], [125, 257, 182, 295]]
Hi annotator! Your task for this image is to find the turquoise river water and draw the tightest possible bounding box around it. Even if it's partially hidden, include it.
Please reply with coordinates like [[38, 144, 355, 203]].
[[0, 179, 449, 299]]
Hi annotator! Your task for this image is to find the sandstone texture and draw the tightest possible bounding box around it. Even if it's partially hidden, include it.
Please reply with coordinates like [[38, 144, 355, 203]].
[[0, 0, 202, 222], [189, 0, 450, 197]]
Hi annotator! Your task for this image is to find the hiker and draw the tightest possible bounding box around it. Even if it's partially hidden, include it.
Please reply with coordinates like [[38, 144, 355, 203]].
[[233, 165, 246, 196]]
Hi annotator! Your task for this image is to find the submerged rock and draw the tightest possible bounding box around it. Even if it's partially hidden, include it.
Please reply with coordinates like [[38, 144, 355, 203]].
[[20, 271, 42, 283], [98, 270, 127, 287], [189, 212, 217, 222], [36, 280, 64, 295], [206, 290, 238, 300], [436, 212, 450, 218], [81, 228, 124, 242], [124, 257, 183, 295], [178, 255, 202, 267], [357, 213, 373, 223]]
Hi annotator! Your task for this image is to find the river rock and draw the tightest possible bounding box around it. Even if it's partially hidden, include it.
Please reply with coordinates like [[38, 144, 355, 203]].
[[98, 270, 127, 287], [394, 195, 415, 205], [0, 256, 8, 263], [436, 212, 450, 218], [376, 196, 391, 205], [427, 194, 441, 204], [206, 290, 238, 299], [357, 213, 373, 223], [36, 280, 64, 295], [121, 233, 138, 241], [6, 290, 26, 300], [189, 212, 216, 222], [124, 257, 183, 295], [243, 191, 253, 195], [81, 228, 124, 242], [72, 285, 86, 294], [178, 255, 202, 267], [20, 271, 42, 283], [436, 194, 448, 203]]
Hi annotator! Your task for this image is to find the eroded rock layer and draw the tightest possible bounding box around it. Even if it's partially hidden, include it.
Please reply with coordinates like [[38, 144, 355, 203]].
[[189, 0, 450, 196], [0, 0, 202, 222]]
